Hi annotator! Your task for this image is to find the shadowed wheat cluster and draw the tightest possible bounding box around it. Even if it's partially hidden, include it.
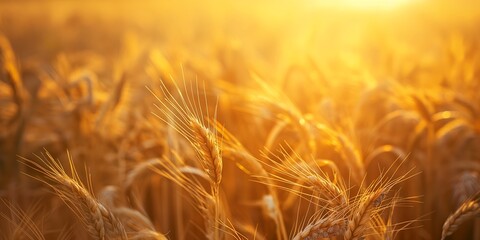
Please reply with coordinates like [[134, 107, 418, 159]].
[[1, 0, 480, 239]]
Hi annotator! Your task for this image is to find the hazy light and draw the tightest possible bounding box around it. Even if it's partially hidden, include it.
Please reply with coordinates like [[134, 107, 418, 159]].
[[312, 0, 414, 10]]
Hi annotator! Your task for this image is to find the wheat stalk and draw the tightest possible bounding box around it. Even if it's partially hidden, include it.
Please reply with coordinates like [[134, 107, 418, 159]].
[[124, 158, 163, 212]]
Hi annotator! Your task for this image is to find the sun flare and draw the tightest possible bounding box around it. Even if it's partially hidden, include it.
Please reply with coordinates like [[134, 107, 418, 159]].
[[313, 0, 415, 10]]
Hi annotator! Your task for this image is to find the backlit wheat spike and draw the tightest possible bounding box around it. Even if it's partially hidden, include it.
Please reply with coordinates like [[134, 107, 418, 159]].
[[149, 79, 225, 239], [293, 218, 348, 240], [190, 118, 223, 187], [148, 79, 223, 187], [442, 198, 480, 240], [306, 175, 347, 207], [344, 189, 387, 240], [21, 151, 127, 240]]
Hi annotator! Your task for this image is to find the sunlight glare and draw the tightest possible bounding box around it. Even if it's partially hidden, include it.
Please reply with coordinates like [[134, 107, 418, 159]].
[[313, 0, 414, 10]]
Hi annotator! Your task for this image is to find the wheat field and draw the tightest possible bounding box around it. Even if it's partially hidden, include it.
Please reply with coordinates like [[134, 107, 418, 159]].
[[1, 0, 480, 239]]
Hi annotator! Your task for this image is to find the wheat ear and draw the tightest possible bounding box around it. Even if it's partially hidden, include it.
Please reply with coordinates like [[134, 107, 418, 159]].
[[190, 118, 223, 187], [442, 198, 480, 240], [344, 189, 387, 240], [149, 79, 225, 240], [21, 151, 127, 240], [293, 218, 347, 240], [306, 175, 347, 207]]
